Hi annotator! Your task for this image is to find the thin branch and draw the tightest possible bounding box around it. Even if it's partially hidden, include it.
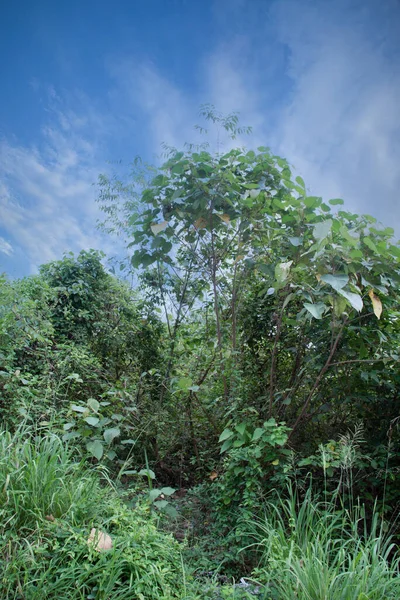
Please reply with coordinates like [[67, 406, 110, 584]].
[[328, 358, 393, 368], [268, 312, 283, 418], [289, 322, 346, 438]]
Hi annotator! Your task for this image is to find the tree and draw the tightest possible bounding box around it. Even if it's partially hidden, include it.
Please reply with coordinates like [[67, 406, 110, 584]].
[[98, 109, 400, 445]]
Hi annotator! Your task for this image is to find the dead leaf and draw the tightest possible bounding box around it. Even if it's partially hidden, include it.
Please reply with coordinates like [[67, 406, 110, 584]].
[[209, 471, 218, 481], [194, 217, 207, 229], [368, 289, 382, 319], [235, 255, 245, 263], [87, 528, 113, 552], [150, 221, 168, 235], [219, 213, 230, 224], [45, 514, 55, 522]]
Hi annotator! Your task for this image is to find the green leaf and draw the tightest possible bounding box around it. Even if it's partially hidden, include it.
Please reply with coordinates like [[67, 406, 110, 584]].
[[154, 500, 169, 509], [103, 427, 120, 444], [138, 468, 156, 479], [150, 221, 168, 235], [220, 439, 233, 453], [288, 237, 302, 247], [295, 175, 305, 189], [149, 489, 161, 501], [313, 219, 332, 240], [86, 440, 104, 461], [62, 431, 80, 442], [159, 487, 176, 496], [176, 376, 193, 391], [235, 422, 247, 436], [233, 439, 245, 448], [84, 416, 100, 426], [87, 398, 100, 413], [363, 237, 378, 253], [252, 428, 264, 441], [219, 428, 234, 442], [337, 289, 363, 312], [164, 504, 179, 518], [320, 273, 349, 291], [275, 261, 293, 284], [329, 198, 344, 205], [304, 196, 321, 208], [282, 293, 294, 309], [304, 302, 326, 320], [71, 404, 87, 413], [333, 295, 348, 317], [63, 422, 75, 431]]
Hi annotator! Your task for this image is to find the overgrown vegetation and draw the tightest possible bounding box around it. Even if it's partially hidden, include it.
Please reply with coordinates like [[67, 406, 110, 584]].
[[1, 108, 399, 598]]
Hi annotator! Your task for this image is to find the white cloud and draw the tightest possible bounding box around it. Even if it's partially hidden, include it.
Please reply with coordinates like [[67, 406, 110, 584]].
[[2, 0, 399, 277], [0, 236, 13, 256], [197, 0, 400, 226], [270, 0, 400, 223], [108, 61, 197, 153], [0, 93, 115, 273]]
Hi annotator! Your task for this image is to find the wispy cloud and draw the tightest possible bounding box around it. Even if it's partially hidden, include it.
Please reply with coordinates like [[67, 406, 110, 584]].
[[1, 0, 399, 276], [0, 235, 13, 256], [0, 89, 116, 273], [270, 0, 400, 223], [108, 61, 197, 153]]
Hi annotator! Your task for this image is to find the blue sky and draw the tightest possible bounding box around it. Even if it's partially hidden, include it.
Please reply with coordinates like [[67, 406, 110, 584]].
[[1, 0, 399, 276]]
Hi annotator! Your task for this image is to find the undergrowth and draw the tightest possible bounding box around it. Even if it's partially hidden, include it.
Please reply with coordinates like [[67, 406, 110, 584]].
[[241, 486, 400, 599], [0, 428, 191, 599], [1, 427, 399, 599]]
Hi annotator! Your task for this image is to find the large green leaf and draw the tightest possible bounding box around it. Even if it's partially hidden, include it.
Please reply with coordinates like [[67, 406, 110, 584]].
[[176, 376, 193, 391], [220, 439, 233, 453], [86, 440, 104, 461], [252, 428, 264, 441], [138, 468, 156, 479], [159, 486, 176, 496], [304, 302, 326, 319], [337, 289, 363, 312], [84, 416, 100, 426], [304, 196, 321, 208], [71, 404, 87, 413], [235, 422, 247, 436], [313, 219, 332, 240], [219, 428, 234, 442], [320, 273, 349, 291], [87, 398, 100, 413], [275, 261, 293, 284], [103, 427, 121, 444]]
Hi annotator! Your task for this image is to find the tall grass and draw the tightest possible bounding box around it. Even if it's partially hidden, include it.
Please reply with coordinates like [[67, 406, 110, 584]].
[[0, 428, 194, 599], [0, 429, 102, 531], [243, 486, 400, 599]]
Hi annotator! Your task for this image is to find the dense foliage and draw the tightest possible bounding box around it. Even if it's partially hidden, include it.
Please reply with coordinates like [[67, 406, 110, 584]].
[[1, 110, 399, 598]]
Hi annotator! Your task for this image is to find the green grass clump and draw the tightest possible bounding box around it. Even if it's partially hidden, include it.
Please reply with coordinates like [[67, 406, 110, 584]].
[[243, 487, 400, 599], [0, 429, 190, 599]]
